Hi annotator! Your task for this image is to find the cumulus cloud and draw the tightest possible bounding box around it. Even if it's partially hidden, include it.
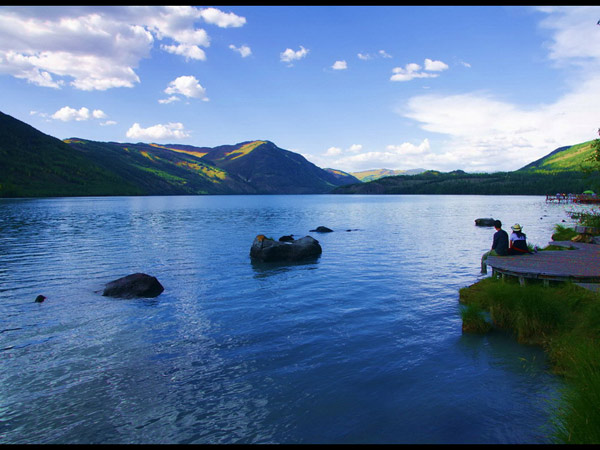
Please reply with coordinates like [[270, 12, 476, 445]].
[[302, 141, 431, 173], [280, 46, 309, 65], [50, 106, 108, 122], [163, 75, 209, 102], [0, 6, 246, 90], [390, 59, 448, 82], [229, 44, 252, 58], [199, 7, 246, 28], [423, 58, 448, 71], [332, 60, 347, 70], [126, 122, 190, 140], [161, 44, 206, 61]]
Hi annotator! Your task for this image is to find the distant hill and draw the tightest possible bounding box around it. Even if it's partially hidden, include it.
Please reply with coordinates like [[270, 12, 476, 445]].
[[333, 141, 600, 196], [0, 110, 357, 197], [350, 168, 426, 182]]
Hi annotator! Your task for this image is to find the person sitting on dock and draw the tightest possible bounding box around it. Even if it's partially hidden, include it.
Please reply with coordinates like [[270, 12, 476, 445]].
[[508, 223, 530, 255], [481, 220, 509, 274]]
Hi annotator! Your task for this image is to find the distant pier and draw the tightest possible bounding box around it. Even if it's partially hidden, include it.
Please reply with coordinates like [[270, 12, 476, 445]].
[[546, 193, 600, 204]]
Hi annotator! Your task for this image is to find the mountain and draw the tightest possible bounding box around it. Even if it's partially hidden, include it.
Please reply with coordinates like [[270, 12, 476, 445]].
[[0, 111, 142, 197], [333, 141, 600, 195], [350, 168, 426, 182], [517, 140, 596, 173], [0, 110, 357, 197]]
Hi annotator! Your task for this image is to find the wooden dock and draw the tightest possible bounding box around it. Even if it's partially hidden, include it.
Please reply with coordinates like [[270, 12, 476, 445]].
[[485, 241, 600, 288]]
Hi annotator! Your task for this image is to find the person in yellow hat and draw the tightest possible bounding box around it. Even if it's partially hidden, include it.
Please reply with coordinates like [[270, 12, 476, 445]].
[[508, 223, 530, 255]]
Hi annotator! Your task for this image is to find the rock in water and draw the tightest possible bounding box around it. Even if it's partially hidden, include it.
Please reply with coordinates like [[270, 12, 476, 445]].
[[34, 295, 46, 303], [250, 235, 322, 262], [102, 273, 164, 299], [309, 226, 333, 233], [474, 218, 495, 227]]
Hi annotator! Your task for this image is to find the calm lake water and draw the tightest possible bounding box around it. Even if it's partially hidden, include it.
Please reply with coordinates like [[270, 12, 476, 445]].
[[0, 195, 580, 444]]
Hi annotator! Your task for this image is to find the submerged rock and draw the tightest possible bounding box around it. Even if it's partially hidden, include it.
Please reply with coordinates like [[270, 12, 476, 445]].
[[34, 295, 46, 303], [250, 234, 322, 262], [102, 273, 164, 299], [310, 226, 333, 233], [474, 218, 495, 227]]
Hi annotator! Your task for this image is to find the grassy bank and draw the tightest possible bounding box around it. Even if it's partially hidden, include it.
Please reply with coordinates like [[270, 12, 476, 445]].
[[459, 277, 600, 443]]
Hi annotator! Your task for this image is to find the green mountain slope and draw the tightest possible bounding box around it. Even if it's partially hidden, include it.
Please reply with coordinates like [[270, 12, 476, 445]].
[[518, 140, 596, 173], [0, 111, 142, 197], [64, 140, 255, 195]]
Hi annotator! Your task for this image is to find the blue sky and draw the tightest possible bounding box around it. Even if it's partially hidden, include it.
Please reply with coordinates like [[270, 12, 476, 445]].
[[1, 5, 599, 173]]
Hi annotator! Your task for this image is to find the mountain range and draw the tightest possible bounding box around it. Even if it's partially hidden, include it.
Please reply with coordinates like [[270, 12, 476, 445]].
[[1, 109, 598, 197], [0, 110, 358, 197]]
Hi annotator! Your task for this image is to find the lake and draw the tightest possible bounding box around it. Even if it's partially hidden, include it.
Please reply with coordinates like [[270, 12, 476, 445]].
[[0, 194, 579, 443]]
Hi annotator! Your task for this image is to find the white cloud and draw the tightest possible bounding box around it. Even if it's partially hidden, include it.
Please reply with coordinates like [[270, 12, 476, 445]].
[[158, 96, 181, 104], [423, 58, 448, 71], [163, 75, 209, 101], [280, 46, 309, 65], [50, 106, 108, 122], [52, 106, 90, 121], [357, 50, 392, 60], [0, 6, 246, 90], [302, 140, 432, 173], [199, 7, 246, 28], [390, 59, 448, 82], [161, 44, 206, 61], [229, 44, 252, 58], [332, 60, 347, 70], [537, 6, 600, 66], [126, 122, 190, 140], [325, 146, 342, 156]]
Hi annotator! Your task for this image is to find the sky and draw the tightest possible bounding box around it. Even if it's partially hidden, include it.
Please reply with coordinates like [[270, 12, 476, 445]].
[[1, 5, 600, 174]]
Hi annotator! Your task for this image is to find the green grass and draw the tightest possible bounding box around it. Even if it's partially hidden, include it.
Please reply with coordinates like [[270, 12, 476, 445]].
[[460, 303, 492, 333], [551, 224, 578, 241], [459, 278, 600, 443]]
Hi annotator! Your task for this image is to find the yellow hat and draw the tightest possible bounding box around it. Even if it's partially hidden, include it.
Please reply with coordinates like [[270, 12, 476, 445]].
[[511, 224, 522, 232]]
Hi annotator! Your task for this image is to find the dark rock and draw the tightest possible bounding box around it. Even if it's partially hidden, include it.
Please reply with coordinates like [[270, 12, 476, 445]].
[[278, 235, 295, 242], [310, 226, 333, 233], [34, 295, 46, 303], [250, 234, 322, 262], [102, 273, 164, 299], [474, 218, 495, 227]]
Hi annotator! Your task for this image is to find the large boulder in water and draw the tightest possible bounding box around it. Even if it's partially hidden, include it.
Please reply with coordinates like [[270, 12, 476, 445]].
[[250, 235, 322, 263], [102, 273, 164, 298], [475, 218, 495, 227]]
